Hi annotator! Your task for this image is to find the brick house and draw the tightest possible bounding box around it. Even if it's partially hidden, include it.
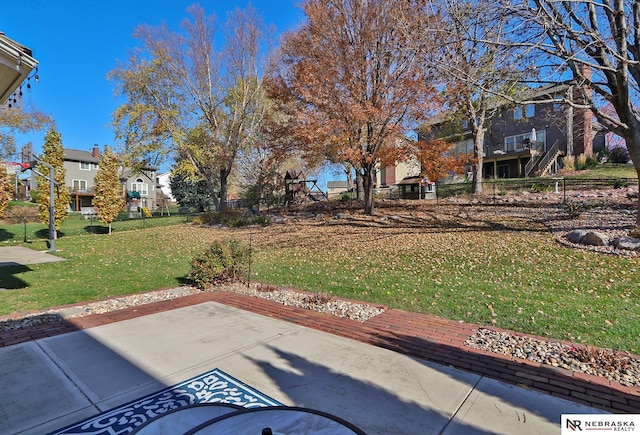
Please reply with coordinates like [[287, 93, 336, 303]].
[[418, 84, 605, 179]]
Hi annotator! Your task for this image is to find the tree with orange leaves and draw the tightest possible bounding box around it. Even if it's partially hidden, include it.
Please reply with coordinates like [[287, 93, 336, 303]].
[[268, 0, 438, 215], [414, 138, 473, 182]]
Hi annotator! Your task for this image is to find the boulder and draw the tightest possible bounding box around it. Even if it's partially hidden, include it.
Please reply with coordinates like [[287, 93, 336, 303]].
[[612, 237, 640, 251], [565, 229, 587, 244], [268, 215, 286, 224], [583, 231, 609, 247]]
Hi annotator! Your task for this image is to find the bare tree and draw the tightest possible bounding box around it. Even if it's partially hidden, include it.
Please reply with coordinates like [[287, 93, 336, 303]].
[[505, 0, 640, 225], [268, 0, 438, 215], [110, 5, 273, 211], [0, 105, 50, 160], [418, 1, 527, 193]]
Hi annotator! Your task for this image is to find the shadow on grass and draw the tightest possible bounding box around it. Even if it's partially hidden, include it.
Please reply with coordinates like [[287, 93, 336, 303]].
[[316, 198, 638, 236], [0, 264, 32, 289], [325, 209, 549, 234], [0, 229, 16, 242], [175, 277, 195, 289], [83, 225, 110, 235], [35, 229, 66, 239]]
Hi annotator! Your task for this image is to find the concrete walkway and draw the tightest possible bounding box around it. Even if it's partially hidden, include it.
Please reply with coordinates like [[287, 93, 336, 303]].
[[0, 246, 65, 268], [1, 296, 607, 434]]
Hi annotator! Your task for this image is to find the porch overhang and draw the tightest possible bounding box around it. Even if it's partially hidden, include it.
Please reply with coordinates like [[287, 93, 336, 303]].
[[0, 32, 37, 104]]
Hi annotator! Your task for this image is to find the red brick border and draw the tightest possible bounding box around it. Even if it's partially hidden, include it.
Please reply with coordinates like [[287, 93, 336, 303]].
[[1, 290, 639, 412]]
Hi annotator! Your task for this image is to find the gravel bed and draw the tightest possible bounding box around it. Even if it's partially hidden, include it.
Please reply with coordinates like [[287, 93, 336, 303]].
[[0, 284, 384, 333], [220, 283, 385, 322], [0, 313, 64, 332], [0, 286, 203, 332], [465, 328, 640, 388]]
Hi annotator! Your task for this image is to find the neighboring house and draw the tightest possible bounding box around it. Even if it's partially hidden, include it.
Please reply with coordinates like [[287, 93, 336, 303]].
[[376, 156, 437, 200], [121, 167, 158, 211], [156, 171, 175, 202], [328, 156, 436, 201], [418, 84, 605, 179], [327, 180, 349, 198], [64, 146, 101, 211], [376, 157, 421, 188], [31, 144, 158, 212]]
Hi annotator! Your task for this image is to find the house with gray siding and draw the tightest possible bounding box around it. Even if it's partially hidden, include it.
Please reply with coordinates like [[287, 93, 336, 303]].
[[65, 146, 101, 211], [32, 144, 158, 212]]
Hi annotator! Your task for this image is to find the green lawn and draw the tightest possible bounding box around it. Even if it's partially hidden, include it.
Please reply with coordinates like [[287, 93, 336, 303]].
[[0, 224, 224, 313], [568, 163, 637, 179], [1, 202, 638, 355], [1, 209, 190, 243], [1, 173, 639, 355], [248, 220, 639, 355]]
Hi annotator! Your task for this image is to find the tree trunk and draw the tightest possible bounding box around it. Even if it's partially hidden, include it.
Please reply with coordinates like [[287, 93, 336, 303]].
[[471, 128, 484, 194], [356, 171, 364, 201], [625, 129, 640, 226], [362, 165, 375, 215], [346, 165, 354, 191], [635, 178, 640, 228], [219, 180, 228, 211], [218, 165, 232, 212]]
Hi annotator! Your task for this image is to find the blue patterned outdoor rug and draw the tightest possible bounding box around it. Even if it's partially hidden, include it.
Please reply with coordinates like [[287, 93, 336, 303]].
[[50, 368, 282, 434]]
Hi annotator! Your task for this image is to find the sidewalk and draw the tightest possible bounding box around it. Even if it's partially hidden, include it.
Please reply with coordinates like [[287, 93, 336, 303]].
[[0, 290, 632, 434]]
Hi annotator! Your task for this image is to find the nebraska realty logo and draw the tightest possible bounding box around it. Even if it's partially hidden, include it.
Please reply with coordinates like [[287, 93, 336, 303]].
[[562, 414, 639, 433]]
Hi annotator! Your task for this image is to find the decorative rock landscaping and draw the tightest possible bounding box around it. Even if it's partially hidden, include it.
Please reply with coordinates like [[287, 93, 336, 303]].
[[565, 229, 640, 252], [465, 328, 640, 388]]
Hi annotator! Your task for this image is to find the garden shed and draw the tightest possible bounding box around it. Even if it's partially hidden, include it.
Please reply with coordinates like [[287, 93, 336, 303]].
[[397, 177, 436, 200]]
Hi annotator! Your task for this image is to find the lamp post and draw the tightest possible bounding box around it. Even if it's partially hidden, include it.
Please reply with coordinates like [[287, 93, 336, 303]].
[[48, 164, 55, 252], [28, 159, 57, 253]]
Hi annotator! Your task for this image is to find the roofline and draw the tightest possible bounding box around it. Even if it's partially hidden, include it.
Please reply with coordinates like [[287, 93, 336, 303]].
[[0, 32, 38, 103]]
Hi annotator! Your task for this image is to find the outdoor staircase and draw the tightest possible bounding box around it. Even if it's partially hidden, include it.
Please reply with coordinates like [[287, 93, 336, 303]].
[[524, 153, 541, 178], [524, 142, 562, 177]]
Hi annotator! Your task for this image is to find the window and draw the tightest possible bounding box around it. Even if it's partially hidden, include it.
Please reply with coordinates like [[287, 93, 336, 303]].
[[449, 139, 475, 156], [504, 130, 546, 153], [514, 104, 535, 119], [80, 162, 91, 170], [514, 106, 523, 120], [526, 104, 535, 118], [72, 180, 88, 192], [131, 178, 149, 196], [92, 163, 98, 170]]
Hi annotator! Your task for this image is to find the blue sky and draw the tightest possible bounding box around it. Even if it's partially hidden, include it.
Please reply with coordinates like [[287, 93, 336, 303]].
[[1, 0, 304, 172]]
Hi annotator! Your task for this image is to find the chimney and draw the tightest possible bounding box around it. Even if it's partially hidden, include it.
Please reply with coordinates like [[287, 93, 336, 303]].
[[572, 64, 594, 157], [91, 144, 100, 158]]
